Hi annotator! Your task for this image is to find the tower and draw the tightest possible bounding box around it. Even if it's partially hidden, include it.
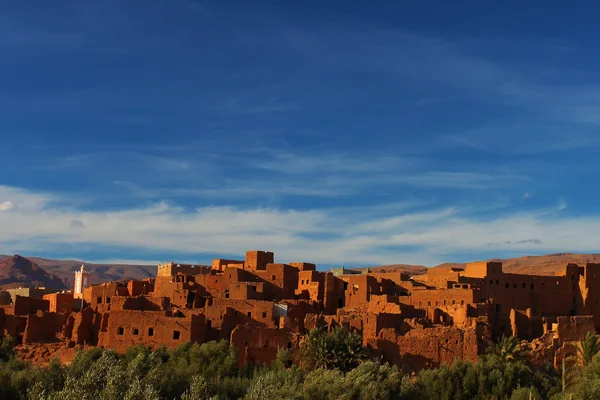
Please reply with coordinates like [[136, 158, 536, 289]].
[[74, 264, 90, 299]]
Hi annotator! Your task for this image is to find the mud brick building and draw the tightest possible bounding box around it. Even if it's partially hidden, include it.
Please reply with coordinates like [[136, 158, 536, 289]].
[[2, 251, 600, 371]]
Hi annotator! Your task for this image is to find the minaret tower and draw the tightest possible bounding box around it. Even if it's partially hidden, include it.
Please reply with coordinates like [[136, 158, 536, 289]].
[[74, 264, 90, 299]]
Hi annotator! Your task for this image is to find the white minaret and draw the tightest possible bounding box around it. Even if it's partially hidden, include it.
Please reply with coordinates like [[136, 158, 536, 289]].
[[74, 264, 90, 299]]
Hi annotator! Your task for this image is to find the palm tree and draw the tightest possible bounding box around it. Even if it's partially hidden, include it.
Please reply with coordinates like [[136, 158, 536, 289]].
[[486, 335, 526, 363], [577, 331, 600, 366]]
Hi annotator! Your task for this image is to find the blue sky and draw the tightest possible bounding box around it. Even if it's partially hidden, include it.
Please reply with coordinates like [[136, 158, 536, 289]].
[[1, 1, 600, 267]]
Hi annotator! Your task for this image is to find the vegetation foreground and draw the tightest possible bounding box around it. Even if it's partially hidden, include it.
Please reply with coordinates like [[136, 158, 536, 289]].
[[1, 327, 600, 400]]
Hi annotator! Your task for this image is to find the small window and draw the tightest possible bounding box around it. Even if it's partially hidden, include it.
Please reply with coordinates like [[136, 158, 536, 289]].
[[435, 301, 439, 306], [427, 301, 431, 306], [522, 283, 525, 289], [148, 328, 154, 336], [132, 328, 139, 335], [272, 275, 277, 280], [531, 283, 534, 290], [496, 280, 499, 285], [505, 283, 509, 289], [173, 331, 181, 340], [225, 293, 230, 299], [97, 297, 103, 304], [490, 280, 493, 285], [513, 284, 517, 289], [106, 297, 111, 304], [452, 300, 456, 305], [247, 312, 252, 317], [117, 327, 124, 335], [418, 301, 422, 307], [443, 300, 447, 305], [262, 312, 267, 318], [287, 342, 292, 349], [460, 300, 465, 305], [251, 286, 256, 292]]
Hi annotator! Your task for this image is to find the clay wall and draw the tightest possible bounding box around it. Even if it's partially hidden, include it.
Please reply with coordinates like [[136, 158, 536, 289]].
[[413, 268, 462, 289], [372, 325, 481, 371], [99, 310, 204, 352], [245, 250, 274, 271], [1, 309, 27, 345], [153, 278, 199, 308], [462, 262, 503, 279], [212, 259, 244, 271], [84, 283, 127, 309], [43, 292, 73, 314], [0, 291, 11, 305], [405, 288, 477, 308], [6, 288, 50, 302], [230, 325, 293, 367], [209, 299, 276, 328], [554, 315, 595, 342], [323, 272, 345, 314], [580, 263, 600, 329], [481, 273, 575, 317], [127, 280, 153, 296], [63, 308, 96, 346], [253, 263, 299, 301], [23, 312, 64, 343], [227, 282, 265, 300], [157, 262, 210, 277], [13, 296, 49, 316], [342, 275, 379, 308], [109, 296, 170, 311], [289, 262, 316, 271], [296, 270, 324, 302]]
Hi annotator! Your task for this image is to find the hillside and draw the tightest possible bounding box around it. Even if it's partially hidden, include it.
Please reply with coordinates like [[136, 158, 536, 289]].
[[0, 255, 156, 286], [359, 263, 428, 275], [0, 255, 66, 290], [434, 253, 600, 276], [360, 253, 600, 276]]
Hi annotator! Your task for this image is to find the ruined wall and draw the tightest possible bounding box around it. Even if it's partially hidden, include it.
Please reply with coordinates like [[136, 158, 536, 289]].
[[230, 324, 293, 367], [554, 315, 595, 342], [372, 325, 481, 371], [13, 296, 49, 316], [98, 310, 204, 352], [23, 312, 64, 343], [212, 259, 244, 272]]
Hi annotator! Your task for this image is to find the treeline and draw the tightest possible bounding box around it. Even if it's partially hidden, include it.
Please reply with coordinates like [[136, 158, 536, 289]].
[[1, 328, 600, 399]]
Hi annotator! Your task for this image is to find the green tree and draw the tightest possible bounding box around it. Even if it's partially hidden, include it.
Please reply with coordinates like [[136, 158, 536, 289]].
[[577, 331, 600, 366], [296, 326, 367, 372], [0, 335, 15, 362]]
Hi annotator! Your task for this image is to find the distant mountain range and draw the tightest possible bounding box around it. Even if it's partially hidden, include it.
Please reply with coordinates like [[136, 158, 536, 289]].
[[0, 255, 156, 290], [2, 252, 600, 290]]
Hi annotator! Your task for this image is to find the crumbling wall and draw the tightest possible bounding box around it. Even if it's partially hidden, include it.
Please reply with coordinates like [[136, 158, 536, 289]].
[[23, 312, 64, 343], [372, 325, 481, 371], [13, 296, 49, 316], [98, 310, 204, 352], [230, 324, 293, 367]]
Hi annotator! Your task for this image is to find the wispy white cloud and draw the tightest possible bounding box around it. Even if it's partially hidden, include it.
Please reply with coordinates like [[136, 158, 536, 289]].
[[1, 185, 599, 267], [0, 201, 15, 212]]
